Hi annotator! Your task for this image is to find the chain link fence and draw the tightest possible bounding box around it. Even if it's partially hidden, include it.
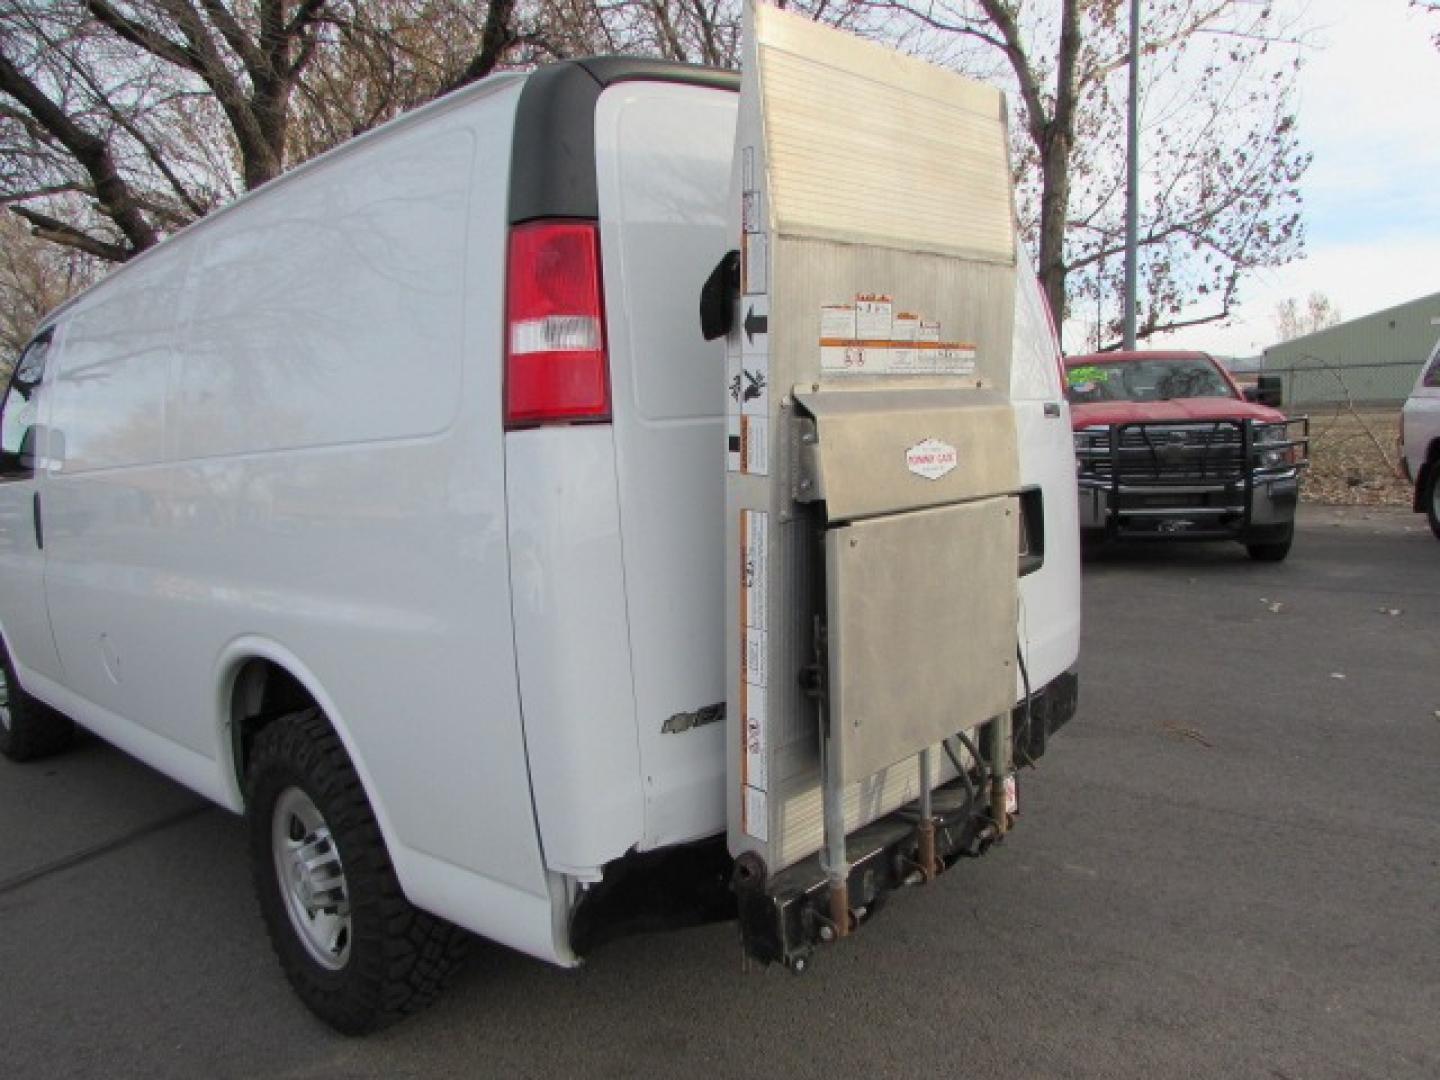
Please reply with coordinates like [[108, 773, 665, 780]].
[[1265, 359, 1421, 409]]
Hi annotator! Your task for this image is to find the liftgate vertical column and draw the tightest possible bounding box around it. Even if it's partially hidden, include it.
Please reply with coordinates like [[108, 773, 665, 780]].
[[725, 2, 1025, 933]]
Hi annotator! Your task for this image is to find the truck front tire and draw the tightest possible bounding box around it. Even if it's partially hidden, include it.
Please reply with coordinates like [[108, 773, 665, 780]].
[[246, 708, 468, 1035], [0, 640, 75, 763], [1245, 523, 1294, 563]]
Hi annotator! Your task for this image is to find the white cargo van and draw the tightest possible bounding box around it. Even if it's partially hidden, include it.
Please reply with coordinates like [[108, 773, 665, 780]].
[[0, 15, 1080, 1035]]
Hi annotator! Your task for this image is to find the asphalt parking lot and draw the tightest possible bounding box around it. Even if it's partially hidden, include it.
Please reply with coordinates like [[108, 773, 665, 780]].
[[2, 504, 1437, 1079]]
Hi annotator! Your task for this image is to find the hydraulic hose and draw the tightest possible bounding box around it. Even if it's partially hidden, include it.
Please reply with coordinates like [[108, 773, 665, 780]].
[[1015, 642, 1035, 767], [949, 727, 989, 794]]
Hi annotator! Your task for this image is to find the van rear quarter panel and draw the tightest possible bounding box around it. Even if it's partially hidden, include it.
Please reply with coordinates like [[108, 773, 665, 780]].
[[38, 78, 559, 956], [504, 82, 738, 881], [596, 83, 738, 850], [1009, 259, 1081, 689]]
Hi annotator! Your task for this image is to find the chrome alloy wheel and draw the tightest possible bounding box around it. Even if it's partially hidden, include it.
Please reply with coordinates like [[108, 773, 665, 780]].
[[272, 786, 352, 970], [0, 662, 11, 733]]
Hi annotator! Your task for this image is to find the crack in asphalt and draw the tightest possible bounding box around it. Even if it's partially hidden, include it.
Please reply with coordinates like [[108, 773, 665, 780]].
[[0, 802, 213, 898]]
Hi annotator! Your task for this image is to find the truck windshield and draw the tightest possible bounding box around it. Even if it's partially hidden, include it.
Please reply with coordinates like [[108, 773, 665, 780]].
[[1065, 357, 1236, 404]]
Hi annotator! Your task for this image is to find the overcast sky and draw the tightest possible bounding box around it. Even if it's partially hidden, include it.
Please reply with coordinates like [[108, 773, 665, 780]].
[[1137, 0, 1440, 357]]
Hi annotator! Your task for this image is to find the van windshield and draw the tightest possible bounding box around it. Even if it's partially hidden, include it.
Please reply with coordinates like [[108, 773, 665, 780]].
[[1065, 357, 1236, 404]]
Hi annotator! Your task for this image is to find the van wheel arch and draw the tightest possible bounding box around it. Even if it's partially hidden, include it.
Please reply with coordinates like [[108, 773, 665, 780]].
[[244, 705, 469, 1032], [0, 631, 75, 762], [228, 657, 327, 798]]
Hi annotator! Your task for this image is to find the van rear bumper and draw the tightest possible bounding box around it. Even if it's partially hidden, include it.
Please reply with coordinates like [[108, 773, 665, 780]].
[[567, 670, 1078, 963], [734, 669, 1079, 970]]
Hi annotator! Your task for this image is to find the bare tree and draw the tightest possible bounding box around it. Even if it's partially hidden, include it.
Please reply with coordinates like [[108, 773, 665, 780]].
[[1274, 291, 1341, 341], [0, 1, 522, 266], [896, 1, 1308, 349], [1, 0, 1311, 357], [0, 213, 99, 360]]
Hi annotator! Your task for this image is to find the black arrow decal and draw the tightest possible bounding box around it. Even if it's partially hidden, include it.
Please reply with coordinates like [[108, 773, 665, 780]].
[[744, 305, 768, 344]]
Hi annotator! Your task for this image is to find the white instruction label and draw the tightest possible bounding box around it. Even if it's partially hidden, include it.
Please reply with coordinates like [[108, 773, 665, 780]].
[[743, 683, 768, 792], [738, 296, 769, 476], [740, 416, 768, 475], [742, 189, 764, 235], [742, 508, 768, 632], [735, 143, 768, 472], [743, 785, 768, 842], [742, 232, 768, 296], [855, 294, 893, 340], [739, 508, 770, 840], [744, 628, 768, 688], [890, 311, 920, 372], [740, 295, 769, 357], [820, 304, 857, 341], [725, 332, 742, 472], [818, 295, 976, 376]]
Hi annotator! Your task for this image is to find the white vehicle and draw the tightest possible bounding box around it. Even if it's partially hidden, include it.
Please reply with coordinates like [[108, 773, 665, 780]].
[[0, 13, 1080, 1035], [1400, 336, 1440, 538]]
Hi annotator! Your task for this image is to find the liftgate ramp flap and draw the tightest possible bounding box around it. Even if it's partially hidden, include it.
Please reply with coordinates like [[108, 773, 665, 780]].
[[724, 2, 1022, 880]]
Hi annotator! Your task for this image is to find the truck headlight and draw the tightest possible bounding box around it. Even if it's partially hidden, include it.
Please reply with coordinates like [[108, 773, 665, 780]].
[[1073, 430, 1100, 474], [1254, 423, 1289, 468]]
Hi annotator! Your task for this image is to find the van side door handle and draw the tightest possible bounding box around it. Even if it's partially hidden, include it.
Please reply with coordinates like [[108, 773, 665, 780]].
[[32, 491, 43, 550]]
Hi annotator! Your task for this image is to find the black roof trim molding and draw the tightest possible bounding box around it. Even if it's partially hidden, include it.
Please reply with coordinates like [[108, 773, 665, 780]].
[[508, 57, 739, 226]]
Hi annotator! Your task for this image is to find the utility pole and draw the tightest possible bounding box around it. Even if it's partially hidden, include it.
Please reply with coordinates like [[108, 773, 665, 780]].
[[1123, 0, 1140, 350]]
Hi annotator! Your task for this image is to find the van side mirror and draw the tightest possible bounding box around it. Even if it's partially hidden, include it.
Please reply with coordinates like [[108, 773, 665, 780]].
[[17, 425, 64, 470], [698, 250, 740, 341]]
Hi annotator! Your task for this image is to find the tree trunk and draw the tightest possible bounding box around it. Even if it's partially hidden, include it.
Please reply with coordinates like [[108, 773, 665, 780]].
[[1037, 132, 1072, 332], [1038, 0, 1081, 339]]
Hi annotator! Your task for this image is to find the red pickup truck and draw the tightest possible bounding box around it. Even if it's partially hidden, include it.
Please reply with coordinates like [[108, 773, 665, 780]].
[[1065, 350, 1308, 561]]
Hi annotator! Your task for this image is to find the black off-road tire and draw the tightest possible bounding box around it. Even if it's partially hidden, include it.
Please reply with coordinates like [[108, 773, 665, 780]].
[[1423, 464, 1440, 541], [0, 638, 75, 762], [1246, 523, 1294, 563], [247, 708, 468, 1035]]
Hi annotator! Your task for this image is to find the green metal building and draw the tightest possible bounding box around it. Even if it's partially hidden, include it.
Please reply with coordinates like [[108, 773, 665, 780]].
[[1261, 290, 1440, 406]]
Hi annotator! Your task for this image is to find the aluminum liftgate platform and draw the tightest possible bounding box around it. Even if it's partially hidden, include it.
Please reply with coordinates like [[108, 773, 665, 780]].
[[722, 3, 1029, 967]]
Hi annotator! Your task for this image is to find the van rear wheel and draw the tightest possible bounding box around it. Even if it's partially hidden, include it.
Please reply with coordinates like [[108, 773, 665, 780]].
[[0, 640, 75, 763], [246, 708, 468, 1034]]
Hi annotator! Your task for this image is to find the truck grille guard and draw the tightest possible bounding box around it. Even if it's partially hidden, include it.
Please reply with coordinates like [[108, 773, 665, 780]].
[[1074, 416, 1309, 540]]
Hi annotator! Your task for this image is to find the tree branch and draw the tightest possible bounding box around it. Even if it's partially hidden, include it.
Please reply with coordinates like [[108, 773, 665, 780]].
[[1084, 0, 1234, 86], [976, 0, 1051, 143], [286, 0, 330, 38], [9, 205, 130, 262], [869, 1, 1007, 51], [442, 0, 517, 95], [0, 48, 158, 253], [0, 183, 92, 204], [197, 0, 269, 83], [86, 1, 205, 75]]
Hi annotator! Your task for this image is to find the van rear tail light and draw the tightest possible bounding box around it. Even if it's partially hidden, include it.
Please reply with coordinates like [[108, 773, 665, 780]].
[[505, 220, 610, 427]]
